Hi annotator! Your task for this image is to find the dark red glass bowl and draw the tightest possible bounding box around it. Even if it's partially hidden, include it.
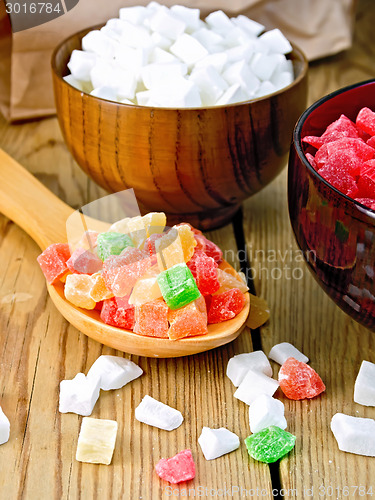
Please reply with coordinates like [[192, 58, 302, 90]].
[[288, 79, 375, 331]]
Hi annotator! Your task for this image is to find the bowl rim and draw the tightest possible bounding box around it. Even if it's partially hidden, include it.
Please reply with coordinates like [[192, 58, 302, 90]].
[[51, 23, 308, 111], [293, 78, 375, 217]]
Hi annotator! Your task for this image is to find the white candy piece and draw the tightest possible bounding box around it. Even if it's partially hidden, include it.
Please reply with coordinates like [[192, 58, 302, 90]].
[[170, 34, 209, 67], [268, 342, 309, 365], [232, 15, 264, 37], [141, 62, 187, 89], [67, 50, 96, 82], [258, 28, 293, 54], [0, 406, 10, 445], [192, 27, 224, 51], [119, 6, 147, 25], [331, 413, 375, 457], [119, 21, 153, 49], [90, 86, 118, 102], [135, 395, 183, 430], [82, 30, 119, 59], [234, 369, 279, 405], [249, 394, 287, 433], [189, 66, 228, 106], [170, 5, 200, 33], [254, 81, 276, 98], [354, 360, 375, 406], [216, 84, 248, 106], [76, 417, 118, 465], [149, 9, 186, 40], [198, 427, 240, 460], [227, 351, 273, 387], [59, 373, 100, 416], [250, 53, 282, 82], [222, 61, 260, 96], [63, 75, 86, 92], [87, 355, 143, 391], [195, 52, 228, 73], [205, 10, 233, 34], [148, 78, 201, 108]]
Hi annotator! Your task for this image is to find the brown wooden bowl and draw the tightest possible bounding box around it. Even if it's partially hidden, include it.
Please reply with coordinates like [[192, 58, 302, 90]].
[[51, 25, 308, 230]]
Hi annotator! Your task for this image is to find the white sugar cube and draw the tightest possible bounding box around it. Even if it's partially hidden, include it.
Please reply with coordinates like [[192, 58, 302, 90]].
[[90, 59, 115, 89], [119, 6, 147, 25], [119, 21, 153, 49], [205, 10, 233, 34], [232, 15, 264, 37], [90, 86, 118, 102], [105, 18, 126, 35], [150, 47, 178, 64], [87, 355, 143, 391], [82, 30, 119, 59], [135, 395, 183, 430], [227, 351, 273, 387], [120, 99, 135, 105], [195, 52, 228, 73], [151, 31, 172, 50], [225, 42, 254, 63], [63, 75, 85, 92], [254, 81, 276, 98], [223, 26, 253, 49], [100, 25, 121, 41], [0, 407, 10, 445], [67, 50, 96, 82], [149, 9, 186, 40], [354, 360, 375, 406], [114, 69, 137, 100], [136, 90, 152, 106], [190, 66, 228, 106], [258, 28, 292, 54], [331, 413, 375, 457], [192, 27, 224, 52], [222, 61, 260, 96], [170, 34, 209, 67], [250, 53, 282, 81], [249, 394, 287, 433], [114, 46, 150, 71], [148, 78, 201, 108], [198, 427, 240, 460], [59, 373, 100, 416], [268, 342, 309, 365], [141, 62, 187, 90], [215, 84, 249, 106], [234, 369, 279, 405], [170, 5, 200, 33], [271, 70, 294, 91], [76, 417, 118, 465]]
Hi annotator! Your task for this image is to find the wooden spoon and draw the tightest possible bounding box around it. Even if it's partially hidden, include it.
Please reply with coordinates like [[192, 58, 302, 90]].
[[0, 149, 250, 357]]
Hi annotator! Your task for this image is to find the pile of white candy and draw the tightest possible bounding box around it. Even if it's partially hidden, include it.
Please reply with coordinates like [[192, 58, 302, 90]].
[[64, 2, 294, 107]]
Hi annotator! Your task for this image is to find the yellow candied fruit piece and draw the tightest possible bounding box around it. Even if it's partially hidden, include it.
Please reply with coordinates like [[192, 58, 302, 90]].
[[89, 272, 114, 302], [64, 274, 96, 310], [128, 267, 162, 306], [176, 223, 197, 263], [143, 212, 166, 237], [76, 417, 118, 465], [155, 228, 184, 271], [216, 268, 249, 294]]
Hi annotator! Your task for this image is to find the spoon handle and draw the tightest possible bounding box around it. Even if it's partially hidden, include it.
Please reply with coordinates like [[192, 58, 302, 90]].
[[0, 148, 73, 250]]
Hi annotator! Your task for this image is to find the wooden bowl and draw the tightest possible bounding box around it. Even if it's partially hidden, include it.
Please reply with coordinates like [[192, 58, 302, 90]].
[[52, 25, 308, 230]]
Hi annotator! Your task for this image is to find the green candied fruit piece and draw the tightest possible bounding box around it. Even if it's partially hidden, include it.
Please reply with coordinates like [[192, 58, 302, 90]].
[[97, 232, 134, 261], [156, 263, 201, 310], [244, 426, 296, 464]]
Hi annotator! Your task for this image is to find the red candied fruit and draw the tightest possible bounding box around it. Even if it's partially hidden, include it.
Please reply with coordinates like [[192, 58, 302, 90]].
[[367, 136, 375, 149], [305, 152, 317, 169], [356, 107, 375, 136], [278, 357, 325, 400], [357, 174, 375, 199], [100, 296, 135, 330], [207, 288, 245, 324], [355, 198, 375, 210], [302, 114, 360, 149], [318, 168, 359, 198], [66, 247, 103, 275], [315, 138, 375, 175], [194, 234, 223, 264], [187, 249, 220, 296], [155, 449, 196, 484], [37, 243, 71, 284]]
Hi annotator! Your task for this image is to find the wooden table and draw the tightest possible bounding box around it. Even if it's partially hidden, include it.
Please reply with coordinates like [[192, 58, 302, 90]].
[[1, 1, 374, 498]]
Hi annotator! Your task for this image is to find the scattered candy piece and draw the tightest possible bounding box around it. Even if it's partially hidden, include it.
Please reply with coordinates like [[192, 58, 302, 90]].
[[244, 426, 296, 463], [76, 417, 118, 465], [64, 273, 96, 310], [59, 373, 100, 416], [87, 355, 143, 390], [226, 351, 273, 387], [37, 243, 71, 284], [354, 360, 375, 407], [100, 296, 135, 329], [157, 263, 201, 310], [268, 342, 309, 365], [134, 298, 169, 338], [97, 232, 134, 261], [331, 413, 375, 457], [278, 358, 325, 400], [0, 406, 10, 445], [198, 427, 240, 460], [249, 394, 287, 434], [207, 288, 245, 323], [155, 449, 195, 483], [234, 369, 279, 405], [135, 395, 184, 431]]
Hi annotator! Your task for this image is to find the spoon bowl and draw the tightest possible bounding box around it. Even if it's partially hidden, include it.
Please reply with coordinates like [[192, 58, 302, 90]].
[[0, 149, 250, 357]]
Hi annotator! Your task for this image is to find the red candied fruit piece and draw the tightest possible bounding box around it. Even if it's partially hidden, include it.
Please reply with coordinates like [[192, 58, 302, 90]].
[[357, 174, 375, 199], [318, 168, 358, 198], [360, 159, 375, 176], [66, 247, 103, 275], [356, 107, 375, 136], [187, 249, 220, 296], [303, 114, 361, 150], [305, 152, 317, 169], [207, 288, 245, 324], [37, 243, 71, 284], [100, 296, 135, 329], [354, 198, 375, 210], [315, 138, 375, 174], [367, 136, 375, 149], [278, 357, 325, 400], [302, 135, 324, 149], [194, 234, 223, 263], [155, 449, 196, 484]]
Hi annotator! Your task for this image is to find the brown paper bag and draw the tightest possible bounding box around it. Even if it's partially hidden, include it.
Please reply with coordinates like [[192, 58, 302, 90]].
[[0, 0, 355, 122]]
